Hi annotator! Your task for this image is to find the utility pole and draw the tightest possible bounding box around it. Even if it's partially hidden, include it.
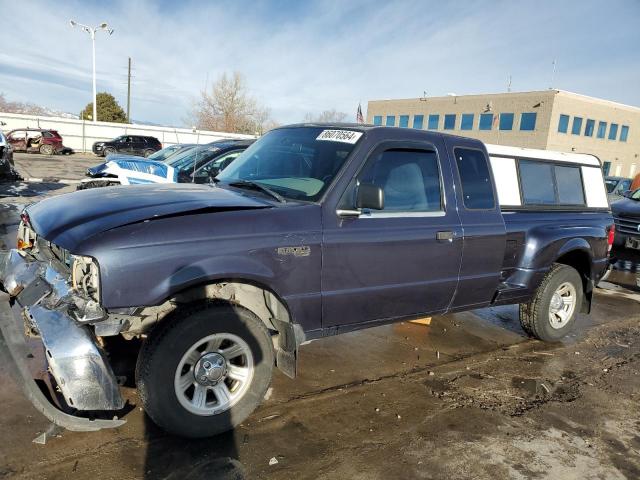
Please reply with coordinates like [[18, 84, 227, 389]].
[[127, 57, 131, 123]]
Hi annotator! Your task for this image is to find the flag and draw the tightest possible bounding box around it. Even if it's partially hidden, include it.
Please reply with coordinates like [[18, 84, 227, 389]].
[[356, 103, 364, 124]]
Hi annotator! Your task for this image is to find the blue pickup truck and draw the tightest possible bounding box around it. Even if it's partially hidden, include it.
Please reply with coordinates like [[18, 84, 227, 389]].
[[0, 124, 613, 438]]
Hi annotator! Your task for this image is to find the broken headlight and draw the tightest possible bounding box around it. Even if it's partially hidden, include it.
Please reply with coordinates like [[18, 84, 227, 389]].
[[17, 214, 36, 250], [72, 255, 100, 302]]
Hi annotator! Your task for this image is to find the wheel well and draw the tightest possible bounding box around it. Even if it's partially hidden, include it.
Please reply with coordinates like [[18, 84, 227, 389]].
[[555, 249, 591, 284], [554, 249, 593, 313], [132, 280, 301, 378]]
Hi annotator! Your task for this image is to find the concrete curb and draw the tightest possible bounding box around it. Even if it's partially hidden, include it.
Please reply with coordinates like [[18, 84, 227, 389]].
[[26, 178, 81, 184]]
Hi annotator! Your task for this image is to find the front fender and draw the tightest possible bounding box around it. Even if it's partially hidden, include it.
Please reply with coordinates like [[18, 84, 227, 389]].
[[151, 254, 280, 304]]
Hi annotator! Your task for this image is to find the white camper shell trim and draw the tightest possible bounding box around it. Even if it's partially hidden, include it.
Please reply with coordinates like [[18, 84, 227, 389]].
[[485, 144, 608, 209]]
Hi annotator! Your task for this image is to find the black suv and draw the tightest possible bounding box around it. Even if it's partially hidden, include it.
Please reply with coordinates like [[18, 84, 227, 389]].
[[92, 135, 162, 157]]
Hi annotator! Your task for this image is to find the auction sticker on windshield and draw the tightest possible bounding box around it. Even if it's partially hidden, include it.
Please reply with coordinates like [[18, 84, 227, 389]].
[[316, 130, 363, 144]]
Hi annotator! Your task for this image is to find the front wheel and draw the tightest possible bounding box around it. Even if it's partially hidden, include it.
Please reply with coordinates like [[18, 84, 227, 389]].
[[519, 264, 583, 342], [136, 302, 274, 438], [39, 144, 54, 155], [143, 149, 155, 158], [103, 147, 116, 157]]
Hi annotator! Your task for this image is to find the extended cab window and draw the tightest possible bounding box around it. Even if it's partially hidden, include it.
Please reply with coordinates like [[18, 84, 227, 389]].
[[519, 160, 585, 206], [358, 149, 442, 212], [454, 148, 495, 209]]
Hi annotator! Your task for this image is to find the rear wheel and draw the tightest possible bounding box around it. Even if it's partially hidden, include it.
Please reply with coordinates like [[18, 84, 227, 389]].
[[39, 144, 54, 155], [136, 302, 274, 438], [519, 264, 583, 341], [143, 149, 155, 158]]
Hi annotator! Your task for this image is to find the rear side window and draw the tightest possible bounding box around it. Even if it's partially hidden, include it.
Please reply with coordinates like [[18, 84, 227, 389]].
[[454, 148, 495, 209], [519, 160, 585, 206]]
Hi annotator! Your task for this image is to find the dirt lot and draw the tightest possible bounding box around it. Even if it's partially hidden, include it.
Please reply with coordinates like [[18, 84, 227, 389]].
[[0, 158, 638, 479]]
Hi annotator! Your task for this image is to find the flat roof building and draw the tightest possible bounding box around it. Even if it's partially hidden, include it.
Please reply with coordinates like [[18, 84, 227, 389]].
[[367, 90, 639, 178]]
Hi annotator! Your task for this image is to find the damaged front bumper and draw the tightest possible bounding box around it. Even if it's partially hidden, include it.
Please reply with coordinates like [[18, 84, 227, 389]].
[[0, 249, 125, 431]]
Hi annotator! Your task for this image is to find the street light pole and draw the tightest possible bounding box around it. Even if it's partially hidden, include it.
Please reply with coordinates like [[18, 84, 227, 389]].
[[69, 20, 114, 122], [91, 28, 97, 124]]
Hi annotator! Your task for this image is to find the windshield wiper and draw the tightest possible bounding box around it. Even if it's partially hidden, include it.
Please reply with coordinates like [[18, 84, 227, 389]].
[[228, 180, 286, 203]]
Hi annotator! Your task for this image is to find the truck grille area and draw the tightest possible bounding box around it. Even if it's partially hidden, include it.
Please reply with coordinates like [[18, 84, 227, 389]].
[[613, 215, 640, 236]]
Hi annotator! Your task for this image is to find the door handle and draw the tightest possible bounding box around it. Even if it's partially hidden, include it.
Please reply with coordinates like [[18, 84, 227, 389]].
[[436, 231, 454, 242]]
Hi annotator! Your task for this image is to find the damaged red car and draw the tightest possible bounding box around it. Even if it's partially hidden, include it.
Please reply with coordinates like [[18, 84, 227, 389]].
[[6, 128, 71, 155]]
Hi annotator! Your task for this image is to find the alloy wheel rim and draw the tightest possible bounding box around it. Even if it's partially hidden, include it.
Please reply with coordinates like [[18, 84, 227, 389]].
[[174, 333, 254, 416], [548, 281, 577, 329]]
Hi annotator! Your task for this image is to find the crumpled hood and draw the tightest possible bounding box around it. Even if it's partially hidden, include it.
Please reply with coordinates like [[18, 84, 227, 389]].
[[26, 183, 271, 250], [611, 197, 640, 219]]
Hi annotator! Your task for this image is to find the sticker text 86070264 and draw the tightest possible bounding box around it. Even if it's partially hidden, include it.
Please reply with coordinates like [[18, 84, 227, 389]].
[[316, 130, 363, 144]]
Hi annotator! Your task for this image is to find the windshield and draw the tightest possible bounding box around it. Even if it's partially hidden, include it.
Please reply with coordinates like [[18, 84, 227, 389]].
[[148, 144, 183, 162], [631, 189, 640, 201], [216, 127, 362, 201], [605, 179, 618, 193], [166, 145, 222, 173]]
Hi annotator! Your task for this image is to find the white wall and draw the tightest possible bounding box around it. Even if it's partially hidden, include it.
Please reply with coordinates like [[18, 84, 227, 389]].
[[0, 112, 256, 153]]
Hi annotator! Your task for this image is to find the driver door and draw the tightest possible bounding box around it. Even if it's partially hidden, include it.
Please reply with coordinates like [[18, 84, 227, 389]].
[[321, 140, 463, 327]]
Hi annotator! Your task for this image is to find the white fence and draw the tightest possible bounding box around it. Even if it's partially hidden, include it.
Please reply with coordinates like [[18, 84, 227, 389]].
[[0, 112, 255, 153]]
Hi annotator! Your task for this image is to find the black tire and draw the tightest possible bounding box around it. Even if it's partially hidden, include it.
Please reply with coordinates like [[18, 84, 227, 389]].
[[103, 147, 116, 157], [39, 144, 54, 155], [143, 149, 155, 158], [136, 302, 274, 438], [519, 264, 583, 342]]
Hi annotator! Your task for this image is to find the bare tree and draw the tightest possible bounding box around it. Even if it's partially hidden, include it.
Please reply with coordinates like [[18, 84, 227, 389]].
[[304, 109, 348, 123], [189, 72, 275, 134], [0, 92, 47, 115]]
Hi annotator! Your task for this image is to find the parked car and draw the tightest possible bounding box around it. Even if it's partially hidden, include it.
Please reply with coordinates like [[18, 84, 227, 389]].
[[92, 135, 162, 157], [605, 176, 632, 202], [0, 131, 20, 181], [611, 189, 640, 250], [104, 143, 196, 163], [78, 140, 252, 189], [5, 128, 71, 155], [0, 124, 613, 438]]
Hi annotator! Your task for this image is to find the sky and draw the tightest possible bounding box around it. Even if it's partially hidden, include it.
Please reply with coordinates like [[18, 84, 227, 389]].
[[1, 0, 639, 127]]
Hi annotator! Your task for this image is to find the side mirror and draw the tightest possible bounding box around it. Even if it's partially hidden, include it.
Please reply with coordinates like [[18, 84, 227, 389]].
[[621, 190, 632, 198], [356, 183, 384, 210]]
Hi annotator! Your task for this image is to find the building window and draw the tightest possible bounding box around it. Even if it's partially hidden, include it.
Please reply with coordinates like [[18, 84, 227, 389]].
[[520, 112, 537, 131], [571, 117, 583, 135], [499, 113, 514, 130], [602, 161, 611, 175], [597, 121, 607, 139], [558, 114, 570, 133], [460, 114, 474, 130], [413, 115, 424, 129], [479, 113, 493, 130], [444, 114, 456, 130], [620, 125, 629, 142], [608, 123, 618, 140], [385, 115, 396, 127], [584, 119, 595, 137], [399, 115, 409, 128], [428, 114, 439, 130], [373, 115, 382, 126]]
